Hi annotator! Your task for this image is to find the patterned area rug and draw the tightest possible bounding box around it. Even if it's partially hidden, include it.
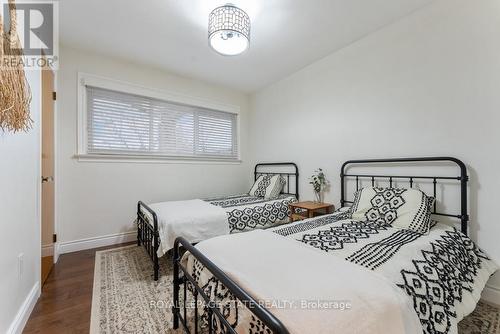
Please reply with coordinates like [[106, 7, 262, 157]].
[[90, 245, 180, 333], [91, 245, 500, 334], [460, 301, 500, 334]]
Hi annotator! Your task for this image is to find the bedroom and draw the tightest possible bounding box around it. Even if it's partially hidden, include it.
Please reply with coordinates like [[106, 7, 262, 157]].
[[1, 0, 500, 333]]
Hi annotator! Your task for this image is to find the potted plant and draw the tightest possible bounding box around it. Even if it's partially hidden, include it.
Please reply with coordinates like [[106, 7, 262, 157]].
[[309, 168, 328, 203]]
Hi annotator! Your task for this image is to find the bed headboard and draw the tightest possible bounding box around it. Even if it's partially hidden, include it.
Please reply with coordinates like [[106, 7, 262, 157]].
[[340, 157, 469, 234], [254, 162, 299, 200]]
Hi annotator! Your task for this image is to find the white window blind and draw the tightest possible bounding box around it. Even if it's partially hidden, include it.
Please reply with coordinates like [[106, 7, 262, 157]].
[[85, 86, 239, 160]]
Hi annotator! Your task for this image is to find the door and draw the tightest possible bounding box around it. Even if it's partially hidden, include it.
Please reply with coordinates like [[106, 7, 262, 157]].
[[41, 65, 55, 285]]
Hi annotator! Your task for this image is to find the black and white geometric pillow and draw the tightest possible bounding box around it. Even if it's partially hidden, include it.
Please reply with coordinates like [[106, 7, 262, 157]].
[[350, 187, 435, 234], [249, 175, 271, 197], [248, 175, 286, 199]]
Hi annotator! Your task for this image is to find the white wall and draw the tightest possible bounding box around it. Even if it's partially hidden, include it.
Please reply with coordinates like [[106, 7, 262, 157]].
[[250, 0, 500, 291], [0, 70, 41, 333], [57, 46, 252, 247]]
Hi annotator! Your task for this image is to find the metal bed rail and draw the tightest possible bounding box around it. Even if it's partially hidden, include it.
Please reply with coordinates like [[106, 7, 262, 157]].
[[137, 201, 160, 281]]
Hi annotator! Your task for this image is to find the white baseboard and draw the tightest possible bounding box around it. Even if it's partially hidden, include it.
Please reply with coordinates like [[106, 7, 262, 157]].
[[54, 242, 60, 263], [41, 244, 54, 257], [7, 281, 40, 334], [58, 231, 137, 254], [481, 284, 500, 305]]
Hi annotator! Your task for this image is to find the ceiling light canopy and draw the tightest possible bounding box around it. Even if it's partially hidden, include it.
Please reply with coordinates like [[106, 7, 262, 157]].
[[208, 4, 250, 56]]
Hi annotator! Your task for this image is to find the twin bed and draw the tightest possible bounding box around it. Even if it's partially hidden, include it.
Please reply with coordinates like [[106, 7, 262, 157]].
[[137, 163, 299, 280], [168, 157, 498, 334]]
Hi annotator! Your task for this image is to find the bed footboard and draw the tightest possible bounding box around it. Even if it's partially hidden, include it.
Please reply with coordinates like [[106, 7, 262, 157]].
[[137, 201, 160, 281], [172, 236, 289, 334]]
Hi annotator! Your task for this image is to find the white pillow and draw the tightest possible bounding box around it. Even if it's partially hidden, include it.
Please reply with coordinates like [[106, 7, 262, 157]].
[[249, 175, 286, 199], [350, 187, 434, 234]]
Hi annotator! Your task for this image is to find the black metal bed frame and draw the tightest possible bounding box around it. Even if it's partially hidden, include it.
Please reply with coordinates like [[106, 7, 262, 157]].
[[340, 157, 469, 234], [172, 157, 469, 333], [137, 162, 299, 281]]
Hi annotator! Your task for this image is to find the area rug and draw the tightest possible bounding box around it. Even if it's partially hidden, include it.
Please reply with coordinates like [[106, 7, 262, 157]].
[[91, 245, 500, 334], [90, 245, 180, 333]]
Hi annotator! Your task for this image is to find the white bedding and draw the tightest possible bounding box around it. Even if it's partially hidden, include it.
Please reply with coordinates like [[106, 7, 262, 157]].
[[184, 211, 498, 334], [148, 199, 228, 256], [187, 229, 423, 334], [143, 194, 296, 257]]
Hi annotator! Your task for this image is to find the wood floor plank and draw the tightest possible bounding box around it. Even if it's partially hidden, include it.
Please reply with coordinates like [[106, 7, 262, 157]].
[[23, 242, 135, 334]]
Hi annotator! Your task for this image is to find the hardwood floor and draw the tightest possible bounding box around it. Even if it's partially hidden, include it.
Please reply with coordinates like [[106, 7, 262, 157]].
[[24, 243, 135, 334]]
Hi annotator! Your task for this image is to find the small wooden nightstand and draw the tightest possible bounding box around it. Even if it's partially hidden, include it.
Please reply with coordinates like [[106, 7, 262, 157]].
[[289, 201, 335, 222]]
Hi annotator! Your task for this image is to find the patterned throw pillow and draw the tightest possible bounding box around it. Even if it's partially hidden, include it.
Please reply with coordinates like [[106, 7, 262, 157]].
[[249, 175, 286, 199], [350, 187, 435, 234]]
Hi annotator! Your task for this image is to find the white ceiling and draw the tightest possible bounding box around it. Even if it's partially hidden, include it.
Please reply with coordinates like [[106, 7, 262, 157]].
[[60, 0, 434, 93]]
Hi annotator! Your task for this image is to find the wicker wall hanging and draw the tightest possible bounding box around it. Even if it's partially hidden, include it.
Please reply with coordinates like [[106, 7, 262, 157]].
[[0, 0, 33, 132]]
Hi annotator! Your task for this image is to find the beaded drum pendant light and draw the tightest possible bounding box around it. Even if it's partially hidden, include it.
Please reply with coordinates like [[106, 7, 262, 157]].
[[208, 4, 250, 56]]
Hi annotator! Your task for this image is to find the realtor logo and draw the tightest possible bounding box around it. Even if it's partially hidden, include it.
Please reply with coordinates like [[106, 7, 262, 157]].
[[1, 0, 59, 69]]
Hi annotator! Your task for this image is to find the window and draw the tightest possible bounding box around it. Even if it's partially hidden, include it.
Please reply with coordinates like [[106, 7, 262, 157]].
[[82, 85, 239, 161]]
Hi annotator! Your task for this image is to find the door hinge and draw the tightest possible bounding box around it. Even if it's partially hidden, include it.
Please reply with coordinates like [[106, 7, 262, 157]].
[[52, 91, 57, 100], [53, 234, 57, 243]]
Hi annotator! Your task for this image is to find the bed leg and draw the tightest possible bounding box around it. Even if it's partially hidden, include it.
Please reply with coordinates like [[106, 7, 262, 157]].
[[153, 227, 159, 281], [137, 222, 141, 247], [136, 202, 142, 246], [172, 242, 180, 329], [153, 253, 159, 281]]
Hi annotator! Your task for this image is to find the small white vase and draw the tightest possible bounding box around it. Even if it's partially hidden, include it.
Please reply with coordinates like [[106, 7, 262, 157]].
[[314, 191, 323, 203]]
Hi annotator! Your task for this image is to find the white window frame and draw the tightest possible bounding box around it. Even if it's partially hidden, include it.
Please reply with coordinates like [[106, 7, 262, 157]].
[[76, 73, 241, 164]]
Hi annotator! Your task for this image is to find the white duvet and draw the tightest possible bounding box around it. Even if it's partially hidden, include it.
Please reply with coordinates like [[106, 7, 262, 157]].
[[183, 212, 498, 334], [188, 229, 423, 334], [148, 199, 228, 256]]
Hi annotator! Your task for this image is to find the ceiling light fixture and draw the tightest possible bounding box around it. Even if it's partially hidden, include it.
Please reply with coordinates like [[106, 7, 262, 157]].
[[208, 4, 250, 56]]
